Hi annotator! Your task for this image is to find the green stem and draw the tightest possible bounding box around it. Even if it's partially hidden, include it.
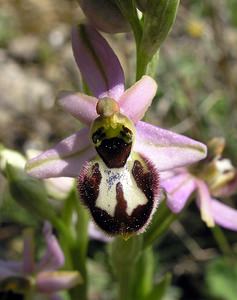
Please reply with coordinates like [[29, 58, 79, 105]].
[[116, 0, 142, 46], [116, 0, 148, 80], [69, 191, 89, 300], [211, 226, 233, 258], [109, 236, 143, 300], [53, 218, 75, 247], [118, 269, 134, 300], [136, 49, 149, 80], [132, 247, 154, 300]]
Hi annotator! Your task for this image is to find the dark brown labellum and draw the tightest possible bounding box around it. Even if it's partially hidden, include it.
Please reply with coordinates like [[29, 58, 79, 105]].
[[78, 154, 160, 236]]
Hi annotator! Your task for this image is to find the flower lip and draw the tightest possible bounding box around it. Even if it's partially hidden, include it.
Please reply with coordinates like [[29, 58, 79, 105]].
[[78, 153, 160, 236]]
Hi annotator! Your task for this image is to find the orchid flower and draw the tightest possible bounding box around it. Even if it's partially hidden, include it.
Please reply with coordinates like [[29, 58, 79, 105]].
[[0, 222, 81, 299], [162, 138, 237, 230], [26, 24, 207, 237]]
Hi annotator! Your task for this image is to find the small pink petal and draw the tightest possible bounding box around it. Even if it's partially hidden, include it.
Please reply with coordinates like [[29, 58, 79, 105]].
[[196, 180, 215, 227], [72, 25, 125, 100], [26, 128, 96, 178], [37, 222, 64, 272], [134, 121, 207, 171], [36, 271, 81, 293], [58, 91, 98, 126], [162, 173, 196, 213], [211, 199, 237, 231], [119, 76, 157, 123]]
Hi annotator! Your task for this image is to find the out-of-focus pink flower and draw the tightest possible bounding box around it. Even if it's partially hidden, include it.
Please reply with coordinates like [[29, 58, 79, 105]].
[[0, 222, 81, 298], [162, 138, 237, 230]]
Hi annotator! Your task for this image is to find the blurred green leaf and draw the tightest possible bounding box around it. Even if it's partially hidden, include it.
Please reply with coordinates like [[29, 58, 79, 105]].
[[0, 184, 37, 226], [143, 199, 177, 248], [132, 247, 155, 300], [0, 11, 18, 46], [145, 273, 172, 300], [6, 164, 57, 223], [205, 257, 237, 300], [228, 0, 237, 27]]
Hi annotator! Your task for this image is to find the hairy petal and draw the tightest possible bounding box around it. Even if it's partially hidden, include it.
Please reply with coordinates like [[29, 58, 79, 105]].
[[26, 128, 96, 178], [211, 199, 237, 231], [196, 180, 215, 227], [36, 271, 81, 293], [37, 222, 64, 271], [134, 121, 207, 171], [119, 76, 157, 123], [72, 25, 125, 100], [162, 173, 196, 213], [58, 91, 98, 125]]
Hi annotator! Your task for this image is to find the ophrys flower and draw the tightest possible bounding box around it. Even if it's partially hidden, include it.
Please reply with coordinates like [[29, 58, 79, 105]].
[[26, 25, 207, 237], [162, 138, 237, 230]]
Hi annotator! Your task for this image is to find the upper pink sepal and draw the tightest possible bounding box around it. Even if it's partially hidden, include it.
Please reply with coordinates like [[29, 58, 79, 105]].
[[134, 121, 207, 171], [71, 25, 125, 100]]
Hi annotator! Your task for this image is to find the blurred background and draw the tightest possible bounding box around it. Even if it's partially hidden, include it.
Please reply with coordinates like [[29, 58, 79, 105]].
[[0, 0, 237, 299]]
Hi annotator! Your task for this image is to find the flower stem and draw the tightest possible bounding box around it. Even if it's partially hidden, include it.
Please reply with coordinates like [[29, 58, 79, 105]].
[[118, 269, 133, 300], [109, 236, 143, 300], [116, 0, 142, 46], [132, 247, 154, 300], [70, 190, 89, 300], [136, 49, 149, 80], [211, 226, 233, 258]]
